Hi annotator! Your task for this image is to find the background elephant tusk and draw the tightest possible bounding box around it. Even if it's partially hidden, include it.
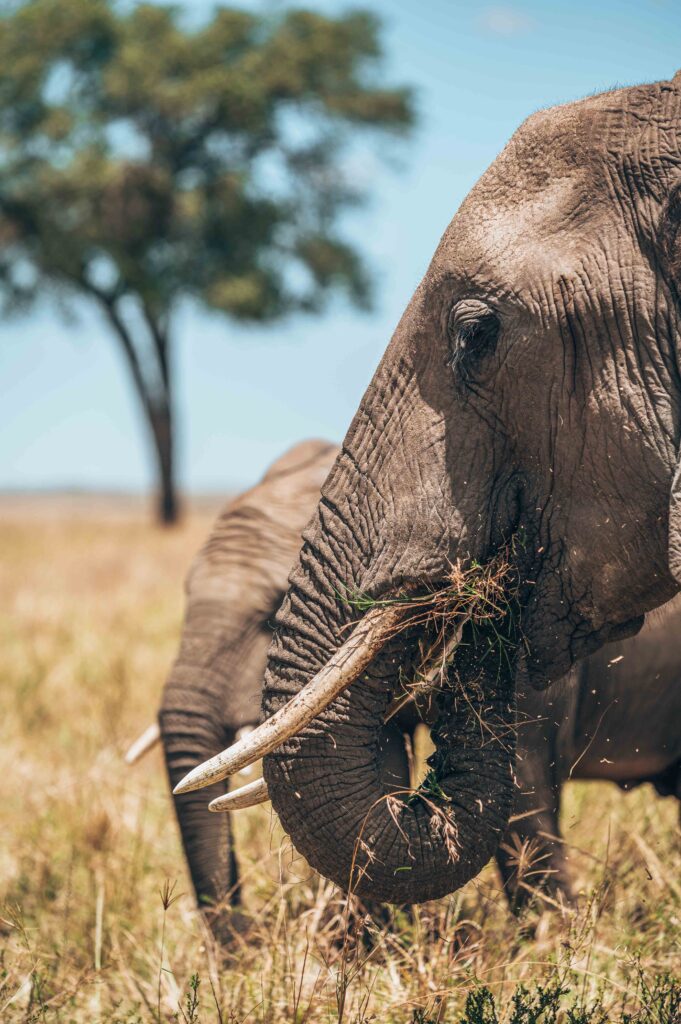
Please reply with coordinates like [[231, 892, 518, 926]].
[[173, 603, 404, 795], [208, 777, 270, 811], [124, 722, 161, 765]]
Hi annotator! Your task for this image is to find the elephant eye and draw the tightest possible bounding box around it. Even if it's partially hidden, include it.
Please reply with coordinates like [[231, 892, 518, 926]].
[[446, 299, 500, 379]]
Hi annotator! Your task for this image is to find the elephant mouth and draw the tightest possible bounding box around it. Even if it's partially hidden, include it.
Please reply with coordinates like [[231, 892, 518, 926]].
[[172, 555, 518, 810]]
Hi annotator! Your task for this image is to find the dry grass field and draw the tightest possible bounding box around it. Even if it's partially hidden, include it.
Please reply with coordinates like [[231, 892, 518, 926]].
[[1, 499, 680, 1023]]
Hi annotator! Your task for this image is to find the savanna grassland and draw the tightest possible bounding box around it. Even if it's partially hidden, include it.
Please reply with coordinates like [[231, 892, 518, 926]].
[[1, 499, 680, 1023]]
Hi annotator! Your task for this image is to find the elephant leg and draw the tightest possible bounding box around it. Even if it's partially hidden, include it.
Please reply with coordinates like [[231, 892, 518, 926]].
[[644, 758, 681, 828], [497, 747, 573, 911]]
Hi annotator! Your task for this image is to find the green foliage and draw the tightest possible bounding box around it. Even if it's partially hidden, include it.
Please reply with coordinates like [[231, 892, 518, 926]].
[[180, 972, 201, 1024], [0, 0, 412, 317], [456, 982, 611, 1024], [409, 767, 451, 805], [622, 971, 681, 1024], [0, 0, 413, 520]]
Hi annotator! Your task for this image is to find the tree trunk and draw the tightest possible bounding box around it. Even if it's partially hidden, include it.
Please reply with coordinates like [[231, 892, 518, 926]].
[[149, 400, 179, 526], [87, 286, 180, 527], [148, 399, 179, 528]]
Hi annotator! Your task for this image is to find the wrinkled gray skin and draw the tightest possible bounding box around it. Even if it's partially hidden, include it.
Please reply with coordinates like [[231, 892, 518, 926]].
[[502, 596, 681, 906], [260, 72, 681, 904], [159, 439, 337, 933]]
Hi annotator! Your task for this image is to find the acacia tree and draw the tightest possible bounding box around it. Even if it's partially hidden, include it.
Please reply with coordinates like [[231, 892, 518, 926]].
[[0, 0, 413, 522]]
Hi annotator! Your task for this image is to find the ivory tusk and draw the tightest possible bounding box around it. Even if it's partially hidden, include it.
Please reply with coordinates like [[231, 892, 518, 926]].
[[208, 777, 270, 812], [235, 726, 256, 776], [173, 603, 403, 795], [125, 722, 161, 765]]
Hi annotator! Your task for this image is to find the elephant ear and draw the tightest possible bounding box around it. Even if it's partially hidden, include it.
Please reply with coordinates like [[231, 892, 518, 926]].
[[660, 180, 681, 582]]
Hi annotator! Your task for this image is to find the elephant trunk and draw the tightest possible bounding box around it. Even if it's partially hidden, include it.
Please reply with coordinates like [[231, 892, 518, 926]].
[[159, 603, 267, 926], [160, 658, 237, 917], [262, 546, 518, 904]]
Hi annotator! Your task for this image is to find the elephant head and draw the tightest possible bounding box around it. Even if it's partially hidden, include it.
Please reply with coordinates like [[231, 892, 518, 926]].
[[178, 73, 681, 904], [158, 439, 336, 925]]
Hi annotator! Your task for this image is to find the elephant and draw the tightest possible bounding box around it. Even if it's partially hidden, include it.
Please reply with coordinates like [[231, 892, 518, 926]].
[[156, 439, 338, 932], [175, 71, 681, 907], [144, 449, 681, 922], [499, 595, 681, 907]]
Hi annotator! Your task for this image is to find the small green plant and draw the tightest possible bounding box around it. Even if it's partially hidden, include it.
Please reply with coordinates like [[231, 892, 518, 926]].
[[412, 1010, 439, 1024], [621, 970, 681, 1023], [458, 987, 498, 1024], [455, 982, 609, 1024], [408, 769, 451, 806], [178, 973, 201, 1024]]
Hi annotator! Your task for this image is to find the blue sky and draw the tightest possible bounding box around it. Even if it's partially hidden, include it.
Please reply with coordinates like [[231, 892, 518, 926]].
[[2, 0, 681, 493]]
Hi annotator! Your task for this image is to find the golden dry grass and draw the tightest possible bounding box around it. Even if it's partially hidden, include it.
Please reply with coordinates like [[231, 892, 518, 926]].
[[1, 500, 680, 1023]]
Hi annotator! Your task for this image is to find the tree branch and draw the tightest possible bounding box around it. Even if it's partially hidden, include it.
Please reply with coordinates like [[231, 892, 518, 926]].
[[76, 273, 169, 433]]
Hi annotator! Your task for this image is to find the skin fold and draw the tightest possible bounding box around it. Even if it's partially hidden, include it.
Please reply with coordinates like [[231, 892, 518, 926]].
[[161, 442, 680, 927], [255, 71, 681, 904]]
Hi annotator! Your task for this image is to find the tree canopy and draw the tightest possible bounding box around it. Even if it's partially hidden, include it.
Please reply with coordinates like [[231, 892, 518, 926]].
[[0, 0, 414, 521]]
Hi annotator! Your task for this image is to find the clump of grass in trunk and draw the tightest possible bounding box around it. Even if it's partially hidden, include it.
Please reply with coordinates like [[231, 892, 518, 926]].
[[340, 553, 519, 694], [340, 556, 517, 633], [340, 553, 520, 742], [341, 556, 521, 866], [409, 769, 451, 806]]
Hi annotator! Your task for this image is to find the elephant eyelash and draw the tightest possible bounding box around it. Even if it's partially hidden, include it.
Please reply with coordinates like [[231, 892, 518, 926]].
[[446, 307, 500, 377]]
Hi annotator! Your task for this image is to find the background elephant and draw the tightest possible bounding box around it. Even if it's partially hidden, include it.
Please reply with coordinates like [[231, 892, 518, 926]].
[[177, 71, 681, 905], [500, 596, 681, 907], [157, 439, 337, 932]]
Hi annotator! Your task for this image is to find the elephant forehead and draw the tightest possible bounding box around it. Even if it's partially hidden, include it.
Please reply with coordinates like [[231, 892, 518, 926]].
[[428, 142, 593, 301], [432, 175, 598, 303], [430, 77, 680, 296], [472, 77, 668, 208]]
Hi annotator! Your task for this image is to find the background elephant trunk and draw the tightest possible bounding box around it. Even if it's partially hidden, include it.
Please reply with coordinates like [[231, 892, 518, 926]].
[[160, 667, 235, 911], [159, 603, 266, 928]]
